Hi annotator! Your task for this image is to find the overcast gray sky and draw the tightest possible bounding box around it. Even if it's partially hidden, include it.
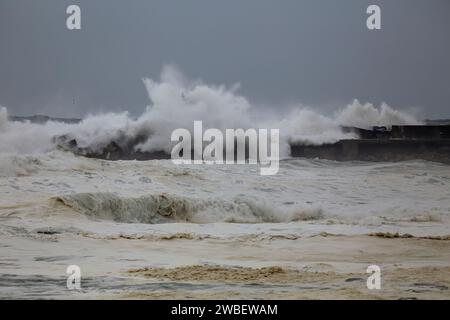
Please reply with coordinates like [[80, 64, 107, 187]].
[[0, 0, 449, 118]]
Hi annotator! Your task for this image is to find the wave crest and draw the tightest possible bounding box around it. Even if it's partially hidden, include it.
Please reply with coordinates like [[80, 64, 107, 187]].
[[52, 192, 324, 224]]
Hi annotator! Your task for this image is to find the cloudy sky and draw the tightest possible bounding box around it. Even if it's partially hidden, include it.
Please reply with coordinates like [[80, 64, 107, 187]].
[[0, 0, 449, 118]]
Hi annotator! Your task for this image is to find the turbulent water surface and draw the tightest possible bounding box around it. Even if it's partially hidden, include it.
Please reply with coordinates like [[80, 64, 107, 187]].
[[0, 67, 449, 299], [1, 150, 449, 299]]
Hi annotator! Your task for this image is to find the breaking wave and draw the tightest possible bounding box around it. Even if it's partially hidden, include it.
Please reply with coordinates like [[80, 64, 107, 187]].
[[0, 154, 43, 177], [53, 192, 324, 224], [0, 65, 421, 156]]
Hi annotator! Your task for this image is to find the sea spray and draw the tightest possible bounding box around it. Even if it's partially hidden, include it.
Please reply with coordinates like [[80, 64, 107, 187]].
[[0, 66, 420, 156]]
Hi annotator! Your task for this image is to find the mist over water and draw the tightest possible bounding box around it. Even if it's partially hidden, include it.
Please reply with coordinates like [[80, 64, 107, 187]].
[[0, 65, 421, 155]]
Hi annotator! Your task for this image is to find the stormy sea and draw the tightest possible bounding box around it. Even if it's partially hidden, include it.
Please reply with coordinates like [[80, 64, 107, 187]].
[[1, 67, 449, 299]]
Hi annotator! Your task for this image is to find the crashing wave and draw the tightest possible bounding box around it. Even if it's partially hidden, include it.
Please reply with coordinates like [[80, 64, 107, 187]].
[[0, 65, 421, 157], [0, 154, 43, 177], [52, 192, 324, 224]]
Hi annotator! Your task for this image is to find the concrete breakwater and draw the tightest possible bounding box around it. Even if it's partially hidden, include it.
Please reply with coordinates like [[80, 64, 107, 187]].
[[291, 139, 450, 163], [290, 125, 450, 163], [53, 125, 450, 163]]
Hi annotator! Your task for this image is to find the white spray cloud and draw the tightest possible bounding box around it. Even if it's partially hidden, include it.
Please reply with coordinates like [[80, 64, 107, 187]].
[[335, 100, 421, 129], [136, 65, 252, 152], [0, 106, 68, 154], [0, 66, 421, 155]]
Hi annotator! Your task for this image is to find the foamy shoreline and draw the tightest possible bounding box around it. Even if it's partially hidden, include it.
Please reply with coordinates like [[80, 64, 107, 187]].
[[1, 232, 449, 299]]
